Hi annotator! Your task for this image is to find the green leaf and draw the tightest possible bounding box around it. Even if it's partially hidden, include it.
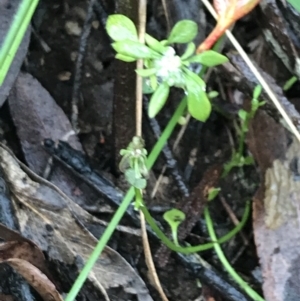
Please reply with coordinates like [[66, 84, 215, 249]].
[[163, 208, 185, 246], [145, 34, 167, 54], [207, 90, 219, 99], [184, 71, 211, 122], [135, 68, 157, 77], [112, 40, 159, 59], [253, 85, 262, 99], [125, 169, 147, 189], [184, 68, 206, 89], [180, 42, 196, 61], [188, 50, 228, 67], [243, 156, 254, 166], [207, 187, 221, 201], [115, 53, 136, 62], [106, 14, 138, 42], [150, 74, 158, 90], [163, 208, 185, 225], [143, 78, 155, 94], [178, 116, 187, 125], [148, 82, 170, 118], [238, 109, 247, 121], [167, 20, 198, 44]]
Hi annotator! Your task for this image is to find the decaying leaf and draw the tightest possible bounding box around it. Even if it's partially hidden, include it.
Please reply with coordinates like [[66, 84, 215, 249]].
[[247, 109, 300, 301], [0, 144, 153, 301], [8, 72, 82, 176]]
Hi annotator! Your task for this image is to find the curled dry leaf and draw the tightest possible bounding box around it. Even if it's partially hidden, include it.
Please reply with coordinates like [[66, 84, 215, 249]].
[[5, 258, 63, 301], [0, 240, 49, 277]]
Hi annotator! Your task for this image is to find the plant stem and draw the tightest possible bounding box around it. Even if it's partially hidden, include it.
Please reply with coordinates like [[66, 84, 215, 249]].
[[204, 206, 265, 301]]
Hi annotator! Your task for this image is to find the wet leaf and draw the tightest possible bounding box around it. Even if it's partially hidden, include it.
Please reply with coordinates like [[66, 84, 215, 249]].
[[148, 82, 170, 118], [112, 40, 158, 59], [167, 20, 198, 44], [188, 50, 228, 66], [106, 14, 138, 42]]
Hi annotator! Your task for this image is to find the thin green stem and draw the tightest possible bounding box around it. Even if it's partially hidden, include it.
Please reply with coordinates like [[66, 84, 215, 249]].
[[0, 0, 39, 85], [64, 186, 134, 301], [140, 200, 250, 254], [204, 206, 265, 301]]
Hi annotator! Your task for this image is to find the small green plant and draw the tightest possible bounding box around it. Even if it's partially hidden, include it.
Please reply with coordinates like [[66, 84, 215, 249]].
[[106, 15, 228, 122], [223, 85, 265, 177], [163, 208, 186, 246], [207, 187, 221, 201], [119, 136, 148, 190], [283, 75, 297, 91]]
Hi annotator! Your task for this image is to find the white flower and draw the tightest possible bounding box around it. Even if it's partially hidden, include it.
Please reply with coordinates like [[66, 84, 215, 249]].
[[153, 47, 184, 87]]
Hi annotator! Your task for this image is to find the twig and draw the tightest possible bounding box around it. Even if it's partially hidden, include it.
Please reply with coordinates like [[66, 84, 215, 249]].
[[140, 210, 169, 301], [144, 98, 189, 197], [71, 0, 95, 132], [135, 0, 146, 137], [161, 0, 171, 33], [219, 195, 247, 244], [201, 0, 300, 143]]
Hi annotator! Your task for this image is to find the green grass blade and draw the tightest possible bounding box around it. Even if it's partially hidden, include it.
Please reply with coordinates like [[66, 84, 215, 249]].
[[0, 0, 39, 85]]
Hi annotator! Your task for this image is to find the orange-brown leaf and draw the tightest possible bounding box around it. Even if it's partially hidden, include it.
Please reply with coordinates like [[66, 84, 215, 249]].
[[6, 258, 63, 301]]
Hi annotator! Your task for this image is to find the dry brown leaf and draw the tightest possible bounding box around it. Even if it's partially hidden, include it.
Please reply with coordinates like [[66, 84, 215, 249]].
[[0, 241, 48, 277], [5, 258, 63, 301], [0, 144, 153, 301], [0, 293, 14, 301]]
